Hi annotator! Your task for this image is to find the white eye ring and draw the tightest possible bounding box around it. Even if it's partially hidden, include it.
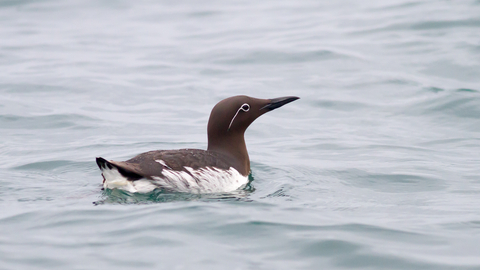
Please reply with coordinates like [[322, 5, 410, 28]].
[[228, 103, 251, 130]]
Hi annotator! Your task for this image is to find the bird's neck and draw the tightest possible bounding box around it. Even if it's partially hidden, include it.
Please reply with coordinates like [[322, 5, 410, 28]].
[[207, 133, 250, 176]]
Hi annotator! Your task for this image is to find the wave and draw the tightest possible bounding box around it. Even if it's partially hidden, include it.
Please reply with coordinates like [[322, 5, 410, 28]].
[[0, 113, 100, 130]]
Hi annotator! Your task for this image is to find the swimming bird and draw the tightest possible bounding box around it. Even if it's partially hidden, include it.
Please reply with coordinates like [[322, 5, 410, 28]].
[[96, 95, 299, 194]]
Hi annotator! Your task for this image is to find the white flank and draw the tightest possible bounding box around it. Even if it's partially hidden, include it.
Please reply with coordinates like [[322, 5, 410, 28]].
[[152, 166, 248, 194], [101, 167, 157, 193], [101, 165, 248, 194]]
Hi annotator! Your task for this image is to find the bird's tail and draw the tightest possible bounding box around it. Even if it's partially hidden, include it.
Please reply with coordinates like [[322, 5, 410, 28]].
[[96, 157, 143, 181]]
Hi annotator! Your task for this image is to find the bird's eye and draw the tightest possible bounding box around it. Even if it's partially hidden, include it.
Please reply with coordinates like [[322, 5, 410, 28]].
[[241, 103, 250, 112]]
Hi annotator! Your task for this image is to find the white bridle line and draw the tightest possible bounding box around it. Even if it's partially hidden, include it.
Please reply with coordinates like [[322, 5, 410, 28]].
[[228, 103, 250, 131]]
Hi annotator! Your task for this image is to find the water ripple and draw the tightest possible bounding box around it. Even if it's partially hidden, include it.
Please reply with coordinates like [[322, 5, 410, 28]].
[[0, 114, 99, 129], [1, 0, 480, 269]]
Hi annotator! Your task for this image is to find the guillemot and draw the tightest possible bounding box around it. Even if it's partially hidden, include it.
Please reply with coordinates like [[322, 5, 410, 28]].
[[96, 95, 299, 194]]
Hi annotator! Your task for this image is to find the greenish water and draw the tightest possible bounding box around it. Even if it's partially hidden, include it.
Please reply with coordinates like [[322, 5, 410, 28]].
[[1, 0, 480, 269]]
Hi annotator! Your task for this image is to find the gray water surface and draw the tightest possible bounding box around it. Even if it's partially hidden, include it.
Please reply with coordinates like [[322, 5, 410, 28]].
[[1, 0, 480, 269]]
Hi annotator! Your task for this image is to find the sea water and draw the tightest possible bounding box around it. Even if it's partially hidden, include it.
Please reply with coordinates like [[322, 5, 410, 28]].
[[1, 0, 480, 269]]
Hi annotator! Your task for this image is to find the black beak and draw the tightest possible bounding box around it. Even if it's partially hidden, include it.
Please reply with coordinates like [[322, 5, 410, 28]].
[[261, 96, 299, 111]]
